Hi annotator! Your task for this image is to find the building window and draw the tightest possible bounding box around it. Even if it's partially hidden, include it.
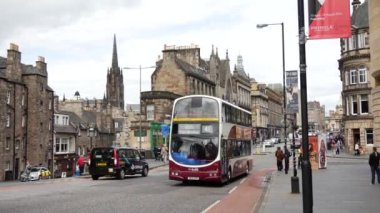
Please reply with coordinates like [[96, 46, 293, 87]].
[[360, 94, 369, 114], [7, 90, 11, 104], [15, 139, 20, 149], [55, 138, 69, 153], [115, 122, 119, 128], [366, 129, 373, 145], [346, 97, 349, 115], [6, 114, 10, 127], [147, 105, 154, 121], [358, 68, 367, 83], [351, 95, 358, 115], [22, 115, 26, 127], [6, 137, 10, 150], [350, 70, 357, 84], [5, 161, 10, 171]]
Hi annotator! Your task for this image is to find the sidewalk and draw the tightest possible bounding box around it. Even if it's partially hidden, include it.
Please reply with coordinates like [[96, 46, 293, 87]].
[[257, 151, 380, 213]]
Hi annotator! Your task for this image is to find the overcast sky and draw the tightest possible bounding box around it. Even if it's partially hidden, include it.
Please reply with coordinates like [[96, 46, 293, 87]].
[[0, 0, 348, 113]]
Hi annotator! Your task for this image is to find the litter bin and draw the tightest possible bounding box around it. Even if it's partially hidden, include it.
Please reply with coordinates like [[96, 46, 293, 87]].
[[5, 170, 13, 181]]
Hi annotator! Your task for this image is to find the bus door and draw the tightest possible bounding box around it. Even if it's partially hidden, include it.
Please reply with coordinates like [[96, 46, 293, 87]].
[[221, 138, 228, 176]]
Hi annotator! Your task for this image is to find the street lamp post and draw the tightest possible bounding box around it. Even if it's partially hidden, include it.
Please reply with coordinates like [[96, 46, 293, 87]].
[[123, 65, 156, 151], [257, 22, 300, 193], [256, 22, 287, 156], [88, 126, 97, 150]]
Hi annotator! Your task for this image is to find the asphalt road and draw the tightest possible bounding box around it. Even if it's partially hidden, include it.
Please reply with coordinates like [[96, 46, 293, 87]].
[[0, 164, 247, 213]]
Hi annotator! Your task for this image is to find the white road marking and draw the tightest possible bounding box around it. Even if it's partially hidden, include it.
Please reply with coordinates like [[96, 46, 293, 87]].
[[228, 186, 237, 194], [201, 200, 220, 213], [240, 178, 246, 184]]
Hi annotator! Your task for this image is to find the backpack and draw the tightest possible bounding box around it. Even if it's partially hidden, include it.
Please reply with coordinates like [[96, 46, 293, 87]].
[[276, 150, 284, 161]]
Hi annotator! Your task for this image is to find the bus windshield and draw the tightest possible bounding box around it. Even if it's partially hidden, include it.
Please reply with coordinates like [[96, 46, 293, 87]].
[[173, 97, 218, 118], [170, 134, 219, 166]]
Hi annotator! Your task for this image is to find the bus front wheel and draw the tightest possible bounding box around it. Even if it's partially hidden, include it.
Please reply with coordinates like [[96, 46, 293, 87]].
[[227, 169, 232, 182]]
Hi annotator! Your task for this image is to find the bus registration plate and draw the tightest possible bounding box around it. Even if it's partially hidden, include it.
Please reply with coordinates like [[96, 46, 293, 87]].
[[188, 176, 199, 180]]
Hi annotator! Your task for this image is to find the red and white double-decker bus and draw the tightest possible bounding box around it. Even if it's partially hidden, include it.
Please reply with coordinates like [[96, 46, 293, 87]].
[[168, 95, 253, 183]]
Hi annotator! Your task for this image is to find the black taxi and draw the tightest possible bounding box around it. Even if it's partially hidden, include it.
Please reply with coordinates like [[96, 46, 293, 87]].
[[89, 147, 149, 180]]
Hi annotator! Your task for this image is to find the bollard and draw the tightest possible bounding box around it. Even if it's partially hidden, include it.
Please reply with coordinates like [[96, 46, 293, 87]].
[[291, 176, 300, 193]]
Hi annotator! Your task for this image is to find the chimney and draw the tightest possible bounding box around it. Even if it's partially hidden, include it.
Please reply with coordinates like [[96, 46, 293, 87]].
[[36, 56, 47, 75], [7, 43, 21, 64], [6, 43, 22, 81]]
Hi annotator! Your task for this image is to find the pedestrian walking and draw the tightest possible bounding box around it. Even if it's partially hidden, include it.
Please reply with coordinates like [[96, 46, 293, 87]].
[[275, 147, 284, 171], [77, 155, 85, 175], [336, 140, 340, 155], [298, 150, 302, 169], [332, 142, 336, 157], [154, 146, 161, 161], [25, 161, 31, 180], [161, 145, 168, 163], [354, 143, 360, 156], [368, 147, 380, 185], [284, 146, 291, 174]]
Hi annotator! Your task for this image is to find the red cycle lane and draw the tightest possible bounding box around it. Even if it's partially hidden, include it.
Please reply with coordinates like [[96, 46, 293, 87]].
[[206, 168, 274, 213]]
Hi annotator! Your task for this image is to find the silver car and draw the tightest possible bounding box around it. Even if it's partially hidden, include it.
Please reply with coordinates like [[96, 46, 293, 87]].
[[263, 139, 275, 147], [28, 167, 51, 181]]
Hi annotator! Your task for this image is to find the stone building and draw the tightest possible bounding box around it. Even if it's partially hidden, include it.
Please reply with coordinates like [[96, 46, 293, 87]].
[[53, 111, 77, 177], [106, 35, 124, 109], [250, 80, 283, 142], [56, 35, 132, 154], [251, 80, 268, 142], [0, 43, 54, 181], [266, 85, 283, 139], [137, 44, 251, 150], [325, 105, 344, 133], [338, 0, 373, 152], [57, 96, 115, 153], [307, 101, 325, 134], [369, 0, 380, 148]]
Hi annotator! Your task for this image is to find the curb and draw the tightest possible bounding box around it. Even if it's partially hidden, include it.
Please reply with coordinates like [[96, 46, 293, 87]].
[[252, 171, 273, 213]]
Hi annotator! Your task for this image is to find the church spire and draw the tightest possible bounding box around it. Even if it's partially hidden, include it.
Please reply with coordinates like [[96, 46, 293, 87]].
[[112, 34, 118, 68]]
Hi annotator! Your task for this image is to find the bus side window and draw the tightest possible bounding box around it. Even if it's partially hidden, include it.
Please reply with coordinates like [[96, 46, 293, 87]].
[[222, 105, 226, 122]]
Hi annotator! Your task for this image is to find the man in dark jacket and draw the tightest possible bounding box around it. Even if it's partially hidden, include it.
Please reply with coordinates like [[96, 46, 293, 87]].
[[284, 147, 291, 174], [369, 147, 380, 185]]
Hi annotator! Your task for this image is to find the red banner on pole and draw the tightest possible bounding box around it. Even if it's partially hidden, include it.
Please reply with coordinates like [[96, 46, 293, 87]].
[[308, 0, 351, 39]]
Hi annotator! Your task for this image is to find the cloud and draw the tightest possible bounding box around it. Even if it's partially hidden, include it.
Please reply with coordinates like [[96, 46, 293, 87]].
[[0, 0, 344, 112]]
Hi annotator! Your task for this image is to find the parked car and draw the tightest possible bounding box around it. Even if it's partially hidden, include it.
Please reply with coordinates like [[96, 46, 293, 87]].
[[89, 147, 149, 180], [26, 167, 51, 181], [274, 137, 281, 144], [263, 139, 275, 147], [269, 138, 279, 144]]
